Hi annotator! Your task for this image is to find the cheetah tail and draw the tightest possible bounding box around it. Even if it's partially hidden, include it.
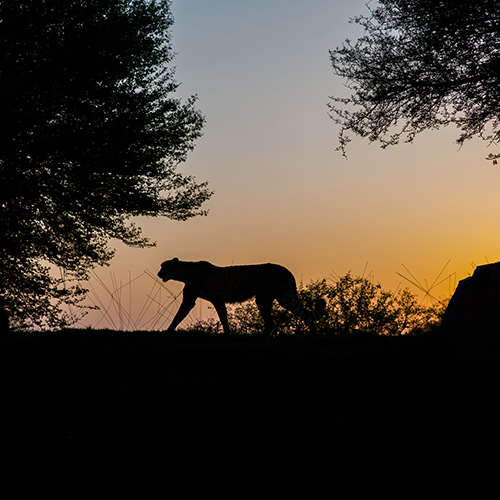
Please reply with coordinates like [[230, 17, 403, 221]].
[[314, 298, 326, 320]]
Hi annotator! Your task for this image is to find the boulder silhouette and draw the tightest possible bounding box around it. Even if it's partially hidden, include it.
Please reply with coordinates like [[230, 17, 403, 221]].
[[443, 262, 500, 365]]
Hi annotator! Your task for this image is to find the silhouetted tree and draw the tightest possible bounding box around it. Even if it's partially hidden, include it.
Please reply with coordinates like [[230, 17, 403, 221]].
[[329, 0, 500, 162], [0, 0, 211, 330]]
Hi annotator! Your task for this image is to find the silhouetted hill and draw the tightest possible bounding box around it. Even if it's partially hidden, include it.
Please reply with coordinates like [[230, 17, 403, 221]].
[[1, 330, 497, 497]]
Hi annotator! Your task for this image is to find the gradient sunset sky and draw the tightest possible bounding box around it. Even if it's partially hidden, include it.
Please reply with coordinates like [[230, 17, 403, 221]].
[[80, 0, 500, 329]]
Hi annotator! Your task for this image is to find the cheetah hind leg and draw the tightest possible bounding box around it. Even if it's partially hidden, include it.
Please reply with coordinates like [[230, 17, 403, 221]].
[[213, 301, 231, 335], [256, 296, 275, 337]]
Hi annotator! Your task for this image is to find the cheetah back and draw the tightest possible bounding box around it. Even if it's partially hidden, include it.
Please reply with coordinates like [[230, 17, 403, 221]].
[[198, 263, 296, 304]]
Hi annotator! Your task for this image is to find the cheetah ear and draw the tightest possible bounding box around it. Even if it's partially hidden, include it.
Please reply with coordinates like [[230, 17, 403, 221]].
[[172, 257, 179, 263]]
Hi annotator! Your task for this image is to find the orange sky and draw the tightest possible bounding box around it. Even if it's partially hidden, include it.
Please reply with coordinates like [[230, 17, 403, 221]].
[[77, 0, 500, 330]]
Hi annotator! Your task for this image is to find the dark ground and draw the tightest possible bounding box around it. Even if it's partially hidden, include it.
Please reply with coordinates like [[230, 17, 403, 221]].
[[1, 329, 499, 497]]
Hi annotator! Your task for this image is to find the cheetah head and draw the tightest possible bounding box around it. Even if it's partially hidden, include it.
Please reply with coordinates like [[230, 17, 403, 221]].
[[157, 257, 179, 282]]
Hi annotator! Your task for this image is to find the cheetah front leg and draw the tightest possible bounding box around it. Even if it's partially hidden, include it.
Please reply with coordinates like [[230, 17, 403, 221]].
[[166, 293, 197, 332]]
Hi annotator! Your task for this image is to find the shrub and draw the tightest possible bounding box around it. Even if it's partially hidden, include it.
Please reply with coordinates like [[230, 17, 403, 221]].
[[224, 272, 446, 336]]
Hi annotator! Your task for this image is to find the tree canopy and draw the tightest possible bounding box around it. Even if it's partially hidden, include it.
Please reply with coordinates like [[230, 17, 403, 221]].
[[0, 0, 212, 330], [329, 0, 500, 161]]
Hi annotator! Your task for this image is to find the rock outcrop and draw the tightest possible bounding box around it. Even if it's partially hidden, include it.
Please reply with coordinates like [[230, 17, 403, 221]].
[[443, 262, 500, 369]]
